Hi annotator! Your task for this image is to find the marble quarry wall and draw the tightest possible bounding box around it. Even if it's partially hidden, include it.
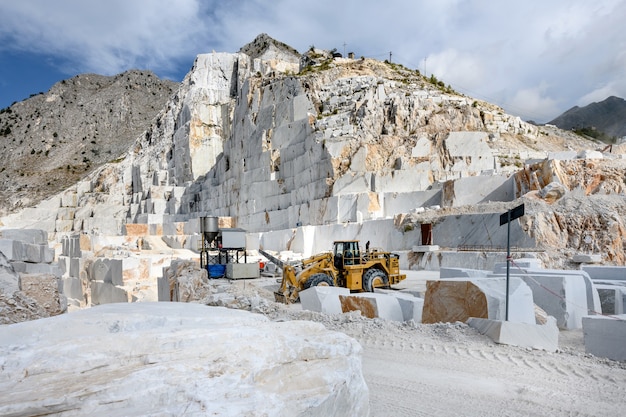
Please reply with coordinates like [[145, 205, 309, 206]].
[[1, 48, 624, 284], [1, 50, 547, 241]]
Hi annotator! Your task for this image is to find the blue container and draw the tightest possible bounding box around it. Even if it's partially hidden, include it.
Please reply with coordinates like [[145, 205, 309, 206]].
[[207, 264, 226, 278]]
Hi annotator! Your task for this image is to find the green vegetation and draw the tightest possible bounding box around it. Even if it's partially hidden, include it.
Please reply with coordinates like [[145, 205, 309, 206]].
[[299, 58, 333, 75], [573, 127, 617, 144], [427, 74, 456, 94]]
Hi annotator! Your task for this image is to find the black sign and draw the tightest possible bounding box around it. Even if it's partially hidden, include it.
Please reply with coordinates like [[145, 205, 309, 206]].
[[499, 204, 525, 226]]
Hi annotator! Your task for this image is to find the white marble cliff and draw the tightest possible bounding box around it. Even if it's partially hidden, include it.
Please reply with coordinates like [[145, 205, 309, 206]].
[[1, 35, 544, 238]]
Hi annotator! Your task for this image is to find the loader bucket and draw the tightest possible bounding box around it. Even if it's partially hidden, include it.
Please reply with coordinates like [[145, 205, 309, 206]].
[[274, 291, 288, 304], [274, 287, 298, 304]]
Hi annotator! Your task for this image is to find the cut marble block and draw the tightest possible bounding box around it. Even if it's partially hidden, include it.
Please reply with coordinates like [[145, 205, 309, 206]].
[[422, 277, 535, 324], [375, 289, 424, 322], [583, 314, 626, 361], [467, 317, 559, 352], [339, 293, 404, 322], [300, 286, 350, 314]]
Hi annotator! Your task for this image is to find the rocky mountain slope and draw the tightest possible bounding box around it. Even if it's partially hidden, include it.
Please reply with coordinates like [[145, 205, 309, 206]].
[[0, 70, 178, 216], [1, 34, 624, 268], [548, 95, 626, 141]]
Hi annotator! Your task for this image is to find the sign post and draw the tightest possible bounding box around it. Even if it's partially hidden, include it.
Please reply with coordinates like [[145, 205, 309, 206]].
[[499, 204, 525, 321]]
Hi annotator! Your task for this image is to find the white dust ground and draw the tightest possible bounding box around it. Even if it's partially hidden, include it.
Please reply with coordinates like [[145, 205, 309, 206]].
[[227, 273, 626, 417]]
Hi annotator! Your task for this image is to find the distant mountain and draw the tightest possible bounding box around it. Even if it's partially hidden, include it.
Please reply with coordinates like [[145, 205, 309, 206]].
[[548, 96, 626, 141], [0, 70, 178, 215]]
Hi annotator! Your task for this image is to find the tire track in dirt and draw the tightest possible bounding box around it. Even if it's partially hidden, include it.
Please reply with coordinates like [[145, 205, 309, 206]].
[[267, 292, 626, 416], [353, 328, 625, 389]]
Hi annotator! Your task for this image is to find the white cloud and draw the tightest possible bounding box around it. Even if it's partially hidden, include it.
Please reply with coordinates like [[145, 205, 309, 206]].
[[0, 0, 209, 76], [578, 82, 623, 107], [0, 0, 624, 121], [508, 86, 561, 123], [425, 49, 485, 90]]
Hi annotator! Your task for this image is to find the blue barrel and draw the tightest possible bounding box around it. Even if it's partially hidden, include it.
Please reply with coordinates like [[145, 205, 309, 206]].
[[207, 264, 226, 278]]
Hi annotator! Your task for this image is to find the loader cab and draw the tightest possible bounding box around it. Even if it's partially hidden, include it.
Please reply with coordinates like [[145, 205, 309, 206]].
[[333, 240, 361, 269]]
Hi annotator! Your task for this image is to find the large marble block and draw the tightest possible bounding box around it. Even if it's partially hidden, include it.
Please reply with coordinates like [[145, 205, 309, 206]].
[[446, 131, 492, 158], [0, 303, 369, 416], [468, 316, 559, 352], [90, 258, 124, 286], [61, 276, 84, 304], [23, 242, 44, 263], [61, 235, 81, 258], [382, 190, 441, 218], [300, 286, 350, 314], [124, 223, 150, 236], [339, 293, 404, 322], [442, 175, 513, 207], [90, 281, 129, 305], [422, 277, 535, 324], [582, 265, 626, 281], [509, 273, 595, 330], [69, 257, 84, 279], [0, 229, 48, 245], [595, 284, 626, 315], [333, 172, 373, 195], [440, 268, 489, 279], [21, 262, 61, 277], [374, 170, 432, 193], [376, 289, 424, 322], [583, 314, 626, 361], [494, 258, 602, 329], [0, 239, 23, 262]]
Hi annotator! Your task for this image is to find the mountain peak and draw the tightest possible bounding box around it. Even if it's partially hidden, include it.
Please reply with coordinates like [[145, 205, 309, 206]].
[[239, 33, 300, 60], [549, 95, 626, 139]]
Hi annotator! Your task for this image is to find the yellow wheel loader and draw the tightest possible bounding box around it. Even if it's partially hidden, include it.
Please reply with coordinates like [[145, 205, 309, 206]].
[[261, 240, 406, 304]]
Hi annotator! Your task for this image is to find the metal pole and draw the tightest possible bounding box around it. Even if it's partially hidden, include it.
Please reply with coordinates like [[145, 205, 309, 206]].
[[505, 211, 511, 321]]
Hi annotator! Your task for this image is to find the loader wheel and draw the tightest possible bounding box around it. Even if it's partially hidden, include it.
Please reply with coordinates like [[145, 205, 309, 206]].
[[363, 269, 389, 292], [304, 273, 334, 289]]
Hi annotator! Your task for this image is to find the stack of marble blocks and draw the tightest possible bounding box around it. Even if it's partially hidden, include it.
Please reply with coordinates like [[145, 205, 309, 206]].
[[0, 229, 58, 276]]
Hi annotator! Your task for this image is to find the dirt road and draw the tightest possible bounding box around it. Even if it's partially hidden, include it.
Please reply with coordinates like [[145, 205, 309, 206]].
[[247, 277, 626, 417]]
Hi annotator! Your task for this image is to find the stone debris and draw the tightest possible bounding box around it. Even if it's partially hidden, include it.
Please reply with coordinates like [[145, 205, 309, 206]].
[[0, 231, 64, 323], [0, 291, 49, 325], [164, 259, 211, 302], [19, 273, 66, 317]]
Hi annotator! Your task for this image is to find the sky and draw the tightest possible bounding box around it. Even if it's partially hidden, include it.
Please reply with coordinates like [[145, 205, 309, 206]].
[[0, 0, 624, 123]]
